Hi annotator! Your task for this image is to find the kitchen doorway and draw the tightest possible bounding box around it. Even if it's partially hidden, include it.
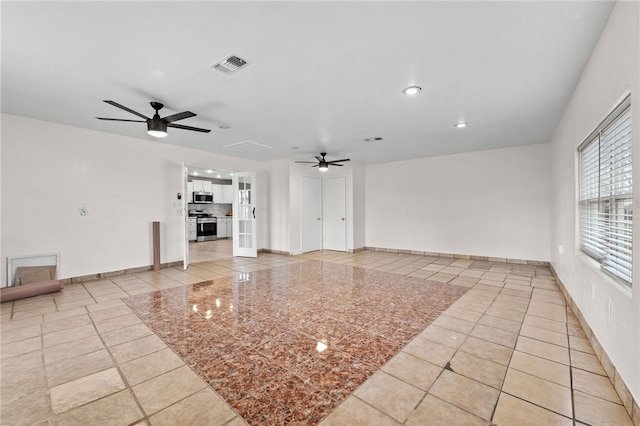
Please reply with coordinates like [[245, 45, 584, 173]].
[[184, 165, 234, 265]]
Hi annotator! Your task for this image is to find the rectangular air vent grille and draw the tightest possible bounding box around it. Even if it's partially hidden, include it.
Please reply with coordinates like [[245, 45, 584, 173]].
[[211, 55, 250, 74]]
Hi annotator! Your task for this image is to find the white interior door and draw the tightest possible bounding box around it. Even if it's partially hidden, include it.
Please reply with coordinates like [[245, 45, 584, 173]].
[[182, 162, 190, 269], [233, 171, 257, 257], [301, 175, 322, 253], [323, 176, 347, 251]]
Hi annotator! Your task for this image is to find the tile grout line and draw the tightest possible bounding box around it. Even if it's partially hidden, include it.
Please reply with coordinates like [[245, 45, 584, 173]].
[[566, 304, 578, 426], [39, 316, 52, 424], [489, 280, 530, 423], [498, 281, 575, 423], [498, 282, 577, 423]]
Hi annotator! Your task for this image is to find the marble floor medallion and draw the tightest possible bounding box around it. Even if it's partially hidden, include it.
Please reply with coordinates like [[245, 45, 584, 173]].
[[124, 260, 469, 425]]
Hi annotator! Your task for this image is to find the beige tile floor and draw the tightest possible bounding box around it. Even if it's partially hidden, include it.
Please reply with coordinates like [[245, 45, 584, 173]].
[[188, 239, 234, 263], [1, 248, 635, 426]]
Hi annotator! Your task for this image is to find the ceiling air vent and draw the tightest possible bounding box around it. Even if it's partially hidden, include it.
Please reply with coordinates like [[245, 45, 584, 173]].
[[211, 54, 250, 74], [223, 141, 271, 154]]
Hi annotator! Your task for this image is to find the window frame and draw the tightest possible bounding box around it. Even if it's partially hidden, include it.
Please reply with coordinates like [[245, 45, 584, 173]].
[[578, 95, 632, 288]]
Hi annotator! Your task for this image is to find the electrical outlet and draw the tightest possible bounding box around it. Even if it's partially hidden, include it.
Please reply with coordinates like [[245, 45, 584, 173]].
[[79, 207, 88, 216], [558, 245, 564, 254]]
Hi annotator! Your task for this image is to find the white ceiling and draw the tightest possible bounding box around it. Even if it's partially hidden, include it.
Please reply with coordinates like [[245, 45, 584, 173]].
[[2, 1, 615, 165]]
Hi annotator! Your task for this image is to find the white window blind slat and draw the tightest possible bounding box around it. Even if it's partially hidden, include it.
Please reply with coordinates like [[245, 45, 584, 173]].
[[578, 97, 632, 287]]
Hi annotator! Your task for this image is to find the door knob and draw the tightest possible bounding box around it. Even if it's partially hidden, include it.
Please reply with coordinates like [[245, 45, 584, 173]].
[[341, 218, 345, 221], [317, 217, 321, 220]]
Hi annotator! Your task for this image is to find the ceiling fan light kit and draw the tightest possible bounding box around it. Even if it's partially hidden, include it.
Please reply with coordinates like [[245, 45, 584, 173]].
[[147, 119, 168, 138]]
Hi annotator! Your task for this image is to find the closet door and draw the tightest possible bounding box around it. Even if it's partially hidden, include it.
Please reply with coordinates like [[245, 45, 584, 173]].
[[301, 175, 322, 253], [323, 176, 346, 252]]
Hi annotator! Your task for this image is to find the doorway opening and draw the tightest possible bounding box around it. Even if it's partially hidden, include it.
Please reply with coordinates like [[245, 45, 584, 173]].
[[184, 165, 234, 264]]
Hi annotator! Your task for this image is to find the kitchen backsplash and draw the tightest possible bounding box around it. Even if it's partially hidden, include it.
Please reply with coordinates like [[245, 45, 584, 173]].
[[188, 203, 232, 217]]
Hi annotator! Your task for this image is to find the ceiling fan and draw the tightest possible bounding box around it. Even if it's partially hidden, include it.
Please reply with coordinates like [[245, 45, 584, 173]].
[[96, 100, 211, 138], [296, 152, 351, 171]]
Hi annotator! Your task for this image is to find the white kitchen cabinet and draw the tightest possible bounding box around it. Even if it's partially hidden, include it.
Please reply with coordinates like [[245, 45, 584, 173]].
[[216, 217, 232, 239], [187, 218, 197, 242], [222, 185, 234, 204], [217, 219, 227, 238], [192, 179, 213, 193], [211, 184, 233, 204], [187, 182, 193, 202], [211, 184, 223, 204]]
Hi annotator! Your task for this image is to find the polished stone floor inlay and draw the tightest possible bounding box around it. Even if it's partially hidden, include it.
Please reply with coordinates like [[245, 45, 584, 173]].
[[124, 260, 469, 425]]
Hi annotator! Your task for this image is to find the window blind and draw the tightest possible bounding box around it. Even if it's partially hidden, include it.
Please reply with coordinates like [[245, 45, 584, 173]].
[[579, 96, 632, 286]]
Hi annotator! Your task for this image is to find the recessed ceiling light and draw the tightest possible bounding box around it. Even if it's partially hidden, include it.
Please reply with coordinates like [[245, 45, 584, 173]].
[[402, 86, 422, 95], [454, 122, 469, 128], [218, 124, 231, 130], [363, 137, 384, 142], [207, 169, 214, 173]]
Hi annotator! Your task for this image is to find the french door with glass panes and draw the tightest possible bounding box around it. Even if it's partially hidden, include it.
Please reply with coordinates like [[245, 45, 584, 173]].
[[232, 171, 257, 257]]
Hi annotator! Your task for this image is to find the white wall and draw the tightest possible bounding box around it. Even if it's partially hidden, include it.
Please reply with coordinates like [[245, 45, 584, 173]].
[[365, 143, 551, 261], [263, 159, 290, 253], [550, 1, 639, 402], [1, 114, 265, 284], [350, 162, 366, 251]]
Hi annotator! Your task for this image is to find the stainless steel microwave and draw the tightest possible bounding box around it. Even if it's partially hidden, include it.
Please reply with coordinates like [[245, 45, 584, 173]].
[[193, 192, 213, 203]]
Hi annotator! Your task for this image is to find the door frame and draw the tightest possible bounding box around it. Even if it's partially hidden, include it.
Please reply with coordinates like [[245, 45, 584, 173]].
[[182, 163, 237, 267], [182, 162, 189, 270]]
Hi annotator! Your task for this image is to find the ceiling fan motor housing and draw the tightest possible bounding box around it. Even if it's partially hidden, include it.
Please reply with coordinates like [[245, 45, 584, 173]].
[[147, 118, 168, 137]]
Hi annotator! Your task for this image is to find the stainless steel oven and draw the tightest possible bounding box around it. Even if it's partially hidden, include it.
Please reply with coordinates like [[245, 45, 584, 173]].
[[196, 217, 217, 242]]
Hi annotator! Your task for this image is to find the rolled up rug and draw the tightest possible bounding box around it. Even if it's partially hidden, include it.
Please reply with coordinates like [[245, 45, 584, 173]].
[[0, 280, 63, 302]]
